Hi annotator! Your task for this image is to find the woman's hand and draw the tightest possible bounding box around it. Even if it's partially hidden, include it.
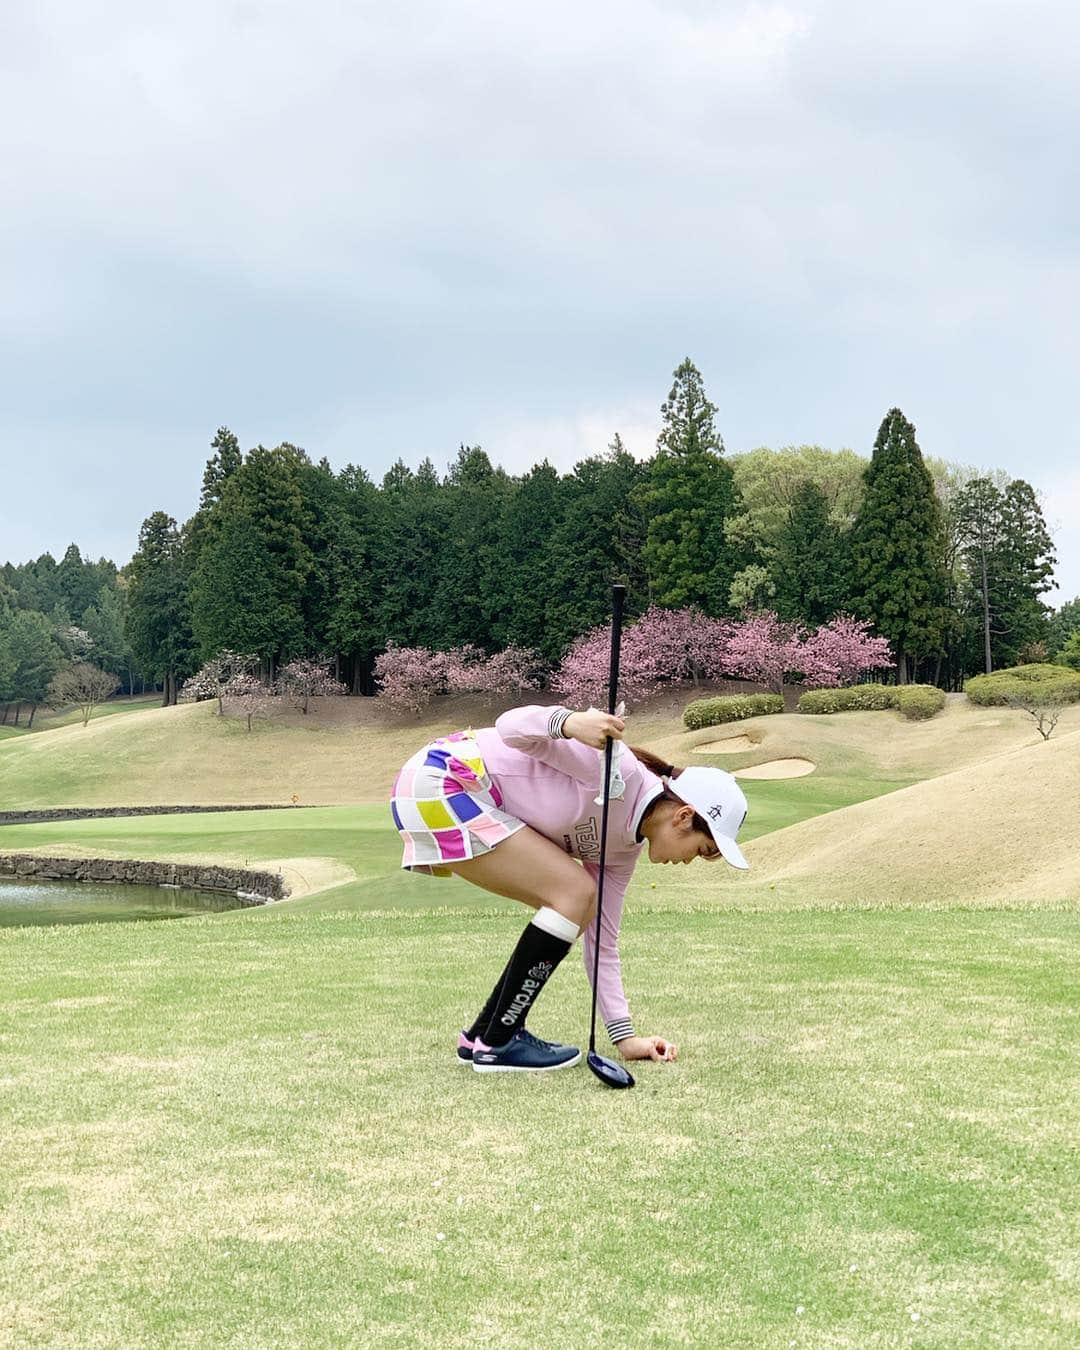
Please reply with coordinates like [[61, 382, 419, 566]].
[[563, 708, 625, 750], [616, 1035, 678, 1063]]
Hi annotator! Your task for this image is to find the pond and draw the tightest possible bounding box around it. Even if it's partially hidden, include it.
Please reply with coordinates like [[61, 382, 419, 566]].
[[0, 877, 251, 927]]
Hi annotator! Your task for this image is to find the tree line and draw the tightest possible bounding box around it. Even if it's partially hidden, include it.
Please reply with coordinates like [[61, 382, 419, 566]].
[[2, 359, 1074, 719]]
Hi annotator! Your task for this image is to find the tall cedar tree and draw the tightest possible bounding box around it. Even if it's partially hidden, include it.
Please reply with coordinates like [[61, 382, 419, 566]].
[[997, 479, 1056, 662], [189, 444, 311, 673], [375, 458, 450, 649], [326, 464, 381, 693], [851, 409, 946, 683], [489, 460, 568, 656], [82, 585, 130, 683], [637, 359, 743, 611], [126, 512, 194, 704], [429, 446, 513, 650], [771, 480, 850, 623], [186, 427, 245, 579], [956, 477, 1056, 672], [546, 438, 650, 659]]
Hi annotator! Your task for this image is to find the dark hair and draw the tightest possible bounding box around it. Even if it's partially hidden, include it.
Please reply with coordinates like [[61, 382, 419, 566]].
[[629, 745, 711, 836]]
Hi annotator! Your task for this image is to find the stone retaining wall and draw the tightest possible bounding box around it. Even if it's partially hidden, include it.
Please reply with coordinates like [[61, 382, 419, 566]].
[[0, 854, 288, 903], [0, 805, 312, 826]]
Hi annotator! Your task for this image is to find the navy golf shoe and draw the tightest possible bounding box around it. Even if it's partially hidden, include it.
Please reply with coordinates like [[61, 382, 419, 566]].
[[471, 1028, 582, 1073]]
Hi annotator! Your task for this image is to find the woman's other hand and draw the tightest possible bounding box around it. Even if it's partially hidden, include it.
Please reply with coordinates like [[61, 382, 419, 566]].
[[563, 708, 626, 750], [616, 1035, 678, 1063]]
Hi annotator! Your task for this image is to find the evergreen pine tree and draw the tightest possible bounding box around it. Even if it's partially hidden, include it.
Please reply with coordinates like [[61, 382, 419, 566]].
[[772, 480, 849, 623], [200, 427, 243, 509], [126, 512, 194, 704], [637, 360, 742, 612], [326, 464, 381, 693], [851, 408, 946, 683], [489, 460, 568, 654], [545, 439, 650, 660], [428, 446, 513, 649], [189, 445, 312, 671], [82, 585, 130, 681], [997, 479, 1056, 662], [955, 476, 1056, 671], [658, 357, 724, 456]]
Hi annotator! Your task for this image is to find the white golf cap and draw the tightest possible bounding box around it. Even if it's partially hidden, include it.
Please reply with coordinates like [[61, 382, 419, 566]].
[[665, 766, 750, 870]]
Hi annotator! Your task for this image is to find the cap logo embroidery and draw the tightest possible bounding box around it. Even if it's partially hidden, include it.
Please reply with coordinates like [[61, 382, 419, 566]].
[[708, 804, 724, 822]]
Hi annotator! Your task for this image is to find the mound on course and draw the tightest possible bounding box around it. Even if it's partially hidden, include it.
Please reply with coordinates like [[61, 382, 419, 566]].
[[732, 728, 1080, 906]]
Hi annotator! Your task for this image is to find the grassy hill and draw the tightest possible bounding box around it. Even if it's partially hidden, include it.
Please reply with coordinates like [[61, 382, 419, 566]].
[[3, 689, 1077, 910], [3, 685, 1075, 812]]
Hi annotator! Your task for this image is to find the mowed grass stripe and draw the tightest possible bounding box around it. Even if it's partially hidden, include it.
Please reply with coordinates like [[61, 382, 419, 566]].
[[1, 909, 1075, 1346]]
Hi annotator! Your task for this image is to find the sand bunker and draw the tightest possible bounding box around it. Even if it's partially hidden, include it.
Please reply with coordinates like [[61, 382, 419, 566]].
[[695, 734, 756, 754], [734, 758, 815, 779]]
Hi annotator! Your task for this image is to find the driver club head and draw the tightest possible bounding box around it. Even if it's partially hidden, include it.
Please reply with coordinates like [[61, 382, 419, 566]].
[[587, 1050, 635, 1090]]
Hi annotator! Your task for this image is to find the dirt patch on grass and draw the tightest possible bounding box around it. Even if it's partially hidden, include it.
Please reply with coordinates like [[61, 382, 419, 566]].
[[734, 759, 815, 779], [264, 857, 356, 899]]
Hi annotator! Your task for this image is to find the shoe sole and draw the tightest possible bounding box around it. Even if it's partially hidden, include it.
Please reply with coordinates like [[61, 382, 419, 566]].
[[472, 1050, 582, 1074]]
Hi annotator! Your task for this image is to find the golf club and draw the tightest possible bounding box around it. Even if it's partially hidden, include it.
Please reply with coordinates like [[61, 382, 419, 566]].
[[586, 583, 636, 1090]]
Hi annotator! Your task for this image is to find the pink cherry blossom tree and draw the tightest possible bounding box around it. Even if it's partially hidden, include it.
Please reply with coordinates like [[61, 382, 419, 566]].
[[720, 611, 806, 694], [553, 606, 729, 709], [376, 642, 543, 714], [796, 614, 893, 688], [275, 656, 348, 713], [180, 650, 260, 715], [225, 672, 271, 732], [374, 645, 446, 715]]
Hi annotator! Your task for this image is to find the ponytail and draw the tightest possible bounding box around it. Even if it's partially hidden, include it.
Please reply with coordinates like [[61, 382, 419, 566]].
[[628, 745, 681, 780]]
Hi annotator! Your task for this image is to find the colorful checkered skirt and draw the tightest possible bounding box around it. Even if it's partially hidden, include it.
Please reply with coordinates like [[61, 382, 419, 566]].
[[390, 729, 525, 877]]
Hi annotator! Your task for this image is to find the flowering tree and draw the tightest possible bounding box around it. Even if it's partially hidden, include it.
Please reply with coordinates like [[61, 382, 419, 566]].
[[57, 624, 95, 661], [796, 614, 893, 688], [553, 606, 730, 709], [721, 611, 806, 694], [225, 672, 270, 732], [374, 646, 445, 715], [275, 656, 348, 714], [179, 651, 259, 715], [444, 644, 543, 696], [376, 642, 543, 714], [553, 624, 658, 709], [622, 605, 730, 686]]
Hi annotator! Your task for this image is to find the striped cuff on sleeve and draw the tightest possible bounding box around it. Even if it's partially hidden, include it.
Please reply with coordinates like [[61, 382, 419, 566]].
[[605, 1017, 635, 1044], [547, 707, 573, 739]]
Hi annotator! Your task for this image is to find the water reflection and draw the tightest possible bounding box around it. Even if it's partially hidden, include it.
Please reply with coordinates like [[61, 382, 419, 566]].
[[0, 877, 251, 927]]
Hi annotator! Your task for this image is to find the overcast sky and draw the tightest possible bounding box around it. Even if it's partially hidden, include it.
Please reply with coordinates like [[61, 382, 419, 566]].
[[2, 0, 1078, 600]]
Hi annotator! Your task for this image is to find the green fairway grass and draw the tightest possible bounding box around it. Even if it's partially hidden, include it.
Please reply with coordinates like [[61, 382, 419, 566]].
[[1, 905, 1075, 1345], [0, 770, 912, 920], [2, 698, 1077, 1344], [0, 695, 161, 739]]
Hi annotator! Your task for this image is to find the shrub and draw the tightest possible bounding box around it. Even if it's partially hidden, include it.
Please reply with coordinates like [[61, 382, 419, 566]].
[[683, 693, 784, 730], [964, 663, 1080, 707], [1056, 631, 1080, 671], [896, 684, 946, 720], [798, 684, 898, 714]]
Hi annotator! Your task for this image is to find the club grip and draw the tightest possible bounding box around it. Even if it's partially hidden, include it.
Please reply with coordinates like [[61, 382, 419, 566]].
[[608, 584, 625, 716]]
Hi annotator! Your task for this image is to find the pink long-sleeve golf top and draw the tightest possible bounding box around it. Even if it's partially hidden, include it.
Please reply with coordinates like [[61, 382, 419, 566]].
[[474, 704, 665, 1045]]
